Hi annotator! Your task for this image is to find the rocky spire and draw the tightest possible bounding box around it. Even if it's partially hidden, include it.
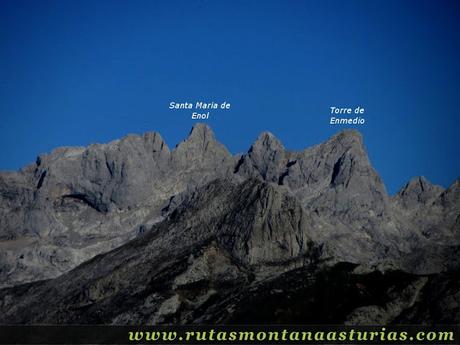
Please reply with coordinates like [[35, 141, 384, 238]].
[[235, 131, 288, 182], [172, 123, 232, 166], [395, 176, 444, 209]]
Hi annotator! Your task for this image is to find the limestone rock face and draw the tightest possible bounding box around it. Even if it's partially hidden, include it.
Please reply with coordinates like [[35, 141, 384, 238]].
[[0, 124, 459, 325], [391, 176, 460, 270], [0, 124, 458, 295], [0, 179, 320, 324], [235, 130, 437, 265], [435, 179, 460, 237], [0, 124, 235, 287], [394, 176, 444, 209], [234, 132, 287, 182]]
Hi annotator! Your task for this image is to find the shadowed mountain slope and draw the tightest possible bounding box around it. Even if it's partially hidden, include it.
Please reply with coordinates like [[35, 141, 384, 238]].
[[1, 179, 458, 325], [0, 124, 458, 292]]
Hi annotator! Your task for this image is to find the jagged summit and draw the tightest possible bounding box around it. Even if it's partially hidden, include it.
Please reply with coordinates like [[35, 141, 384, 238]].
[[252, 131, 284, 149], [174, 123, 232, 165], [324, 129, 366, 157], [35, 130, 169, 167], [402, 176, 439, 192], [185, 123, 216, 143], [435, 177, 460, 209], [445, 177, 460, 193], [400, 176, 444, 195], [175, 123, 221, 150], [395, 176, 444, 208], [331, 128, 363, 141], [0, 178, 310, 324], [0, 124, 457, 290], [248, 129, 364, 156], [142, 131, 170, 154], [0, 124, 458, 326]]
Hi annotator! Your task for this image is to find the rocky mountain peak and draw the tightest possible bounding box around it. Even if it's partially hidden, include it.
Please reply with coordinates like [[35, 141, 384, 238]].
[[234, 131, 287, 182], [139, 131, 171, 159], [435, 178, 460, 210], [173, 123, 232, 166], [395, 176, 444, 208], [324, 129, 366, 159], [251, 131, 285, 153], [185, 123, 216, 145], [332, 128, 363, 144], [0, 124, 458, 293]]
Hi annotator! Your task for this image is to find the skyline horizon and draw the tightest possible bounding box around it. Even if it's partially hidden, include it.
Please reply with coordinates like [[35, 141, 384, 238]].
[[2, 121, 457, 196], [1, 0, 459, 195]]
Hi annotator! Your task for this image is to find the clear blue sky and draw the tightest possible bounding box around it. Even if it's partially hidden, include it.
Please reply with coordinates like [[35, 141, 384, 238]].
[[1, 0, 459, 194]]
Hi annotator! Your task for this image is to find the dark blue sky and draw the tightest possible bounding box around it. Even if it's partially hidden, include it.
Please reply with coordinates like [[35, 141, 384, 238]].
[[1, 0, 459, 194]]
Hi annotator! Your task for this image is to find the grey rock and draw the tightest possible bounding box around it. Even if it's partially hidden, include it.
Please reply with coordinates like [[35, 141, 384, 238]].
[[0, 174, 458, 325], [392, 176, 460, 261], [394, 176, 444, 209], [0, 124, 236, 287], [0, 178, 320, 324], [0, 124, 459, 292], [236, 130, 433, 265]]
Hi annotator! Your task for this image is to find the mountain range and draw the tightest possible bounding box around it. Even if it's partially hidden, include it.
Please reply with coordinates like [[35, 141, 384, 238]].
[[0, 124, 458, 324]]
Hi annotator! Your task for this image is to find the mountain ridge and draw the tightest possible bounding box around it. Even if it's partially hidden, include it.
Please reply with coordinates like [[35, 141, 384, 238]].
[[0, 124, 458, 290], [0, 178, 458, 325]]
